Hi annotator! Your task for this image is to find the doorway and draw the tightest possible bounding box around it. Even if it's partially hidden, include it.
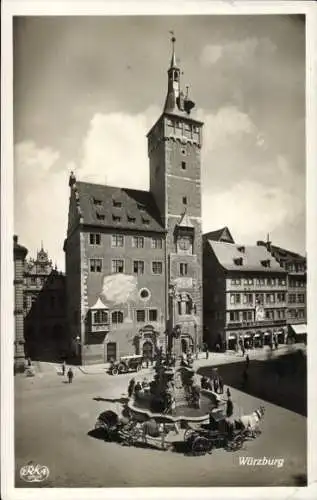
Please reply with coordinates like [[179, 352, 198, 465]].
[[142, 341, 153, 360]]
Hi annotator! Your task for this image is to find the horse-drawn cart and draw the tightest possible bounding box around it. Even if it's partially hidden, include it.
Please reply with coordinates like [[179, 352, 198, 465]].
[[184, 409, 246, 455]]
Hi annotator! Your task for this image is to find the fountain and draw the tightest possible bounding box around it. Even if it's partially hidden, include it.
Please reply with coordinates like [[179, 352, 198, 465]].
[[128, 332, 222, 425]]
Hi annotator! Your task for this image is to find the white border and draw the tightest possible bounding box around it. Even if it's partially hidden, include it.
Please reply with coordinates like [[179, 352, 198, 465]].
[[1, 2, 317, 500]]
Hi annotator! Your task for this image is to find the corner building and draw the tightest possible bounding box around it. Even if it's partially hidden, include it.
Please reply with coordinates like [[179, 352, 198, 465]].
[[64, 39, 203, 364]]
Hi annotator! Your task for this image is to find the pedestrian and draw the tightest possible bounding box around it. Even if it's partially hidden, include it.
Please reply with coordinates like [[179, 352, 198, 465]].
[[67, 367, 74, 384], [245, 354, 250, 368], [226, 396, 233, 418], [213, 377, 219, 394], [145, 357, 149, 369], [226, 387, 231, 399], [241, 345, 245, 357], [27, 357, 32, 367], [62, 360, 66, 376], [134, 381, 142, 394], [216, 343, 220, 353], [128, 378, 135, 398], [218, 375, 224, 394]]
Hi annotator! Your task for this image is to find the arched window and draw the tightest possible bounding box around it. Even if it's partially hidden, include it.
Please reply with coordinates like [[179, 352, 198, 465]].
[[93, 310, 108, 324], [177, 293, 193, 316], [112, 311, 124, 324]]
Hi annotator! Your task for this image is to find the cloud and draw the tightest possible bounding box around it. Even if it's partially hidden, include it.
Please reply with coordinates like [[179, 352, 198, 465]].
[[200, 37, 276, 67], [14, 107, 159, 269], [77, 106, 159, 189], [202, 178, 304, 245], [14, 141, 68, 269], [198, 106, 259, 152]]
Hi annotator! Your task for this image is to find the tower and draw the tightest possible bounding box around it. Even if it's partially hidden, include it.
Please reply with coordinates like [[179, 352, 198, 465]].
[[147, 36, 204, 354]]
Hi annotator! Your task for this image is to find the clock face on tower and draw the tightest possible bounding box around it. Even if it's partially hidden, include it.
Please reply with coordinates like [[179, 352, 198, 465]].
[[177, 235, 192, 254]]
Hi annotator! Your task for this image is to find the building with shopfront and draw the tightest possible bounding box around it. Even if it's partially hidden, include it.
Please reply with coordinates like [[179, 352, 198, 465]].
[[13, 235, 28, 371], [257, 240, 307, 343], [63, 37, 204, 365], [203, 230, 288, 351], [23, 244, 67, 361]]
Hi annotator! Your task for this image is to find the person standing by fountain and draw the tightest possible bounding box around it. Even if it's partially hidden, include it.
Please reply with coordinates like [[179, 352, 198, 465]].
[[226, 396, 233, 418], [128, 378, 135, 398]]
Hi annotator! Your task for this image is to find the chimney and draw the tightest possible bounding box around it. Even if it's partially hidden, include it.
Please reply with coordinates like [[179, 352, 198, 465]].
[[13, 235, 18, 243], [68, 171, 77, 189]]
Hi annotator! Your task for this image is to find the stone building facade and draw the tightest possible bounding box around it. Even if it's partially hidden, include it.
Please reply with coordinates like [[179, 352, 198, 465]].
[[64, 38, 204, 364], [23, 245, 67, 360], [258, 240, 307, 341], [13, 235, 28, 370], [203, 229, 288, 350]]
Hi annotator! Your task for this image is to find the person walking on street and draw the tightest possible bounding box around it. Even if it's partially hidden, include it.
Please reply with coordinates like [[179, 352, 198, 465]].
[[128, 378, 135, 398], [245, 354, 250, 368], [62, 360, 66, 376], [204, 343, 209, 359], [218, 375, 224, 394], [226, 387, 231, 399], [241, 344, 245, 357], [226, 397, 233, 418], [213, 377, 219, 394], [67, 367, 74, 383]]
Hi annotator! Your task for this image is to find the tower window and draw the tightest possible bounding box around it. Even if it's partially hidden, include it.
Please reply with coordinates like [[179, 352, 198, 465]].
[[181, 161, 186, 170], [182, 196, 187, 205], [180, 263, 188, 276]]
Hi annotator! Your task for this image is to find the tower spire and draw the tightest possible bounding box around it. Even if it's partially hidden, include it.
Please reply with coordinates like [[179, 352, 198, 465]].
[[170, 33, 178, 68]]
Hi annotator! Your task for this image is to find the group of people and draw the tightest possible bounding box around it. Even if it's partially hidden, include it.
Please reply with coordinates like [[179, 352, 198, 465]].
[[61, 361, 74, 383], [127, 377, 151, 398], [200, 374, 224, 394]]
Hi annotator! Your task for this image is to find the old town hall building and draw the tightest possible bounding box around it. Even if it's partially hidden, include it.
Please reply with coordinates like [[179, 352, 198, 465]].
[[64, 38, 204, 364]]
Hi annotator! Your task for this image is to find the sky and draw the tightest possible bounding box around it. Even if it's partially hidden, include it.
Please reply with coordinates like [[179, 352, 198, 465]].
[[13, 15, 306, 270]]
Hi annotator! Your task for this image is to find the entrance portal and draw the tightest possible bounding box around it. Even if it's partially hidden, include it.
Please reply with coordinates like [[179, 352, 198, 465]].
[[181, 338, 188, 353], [142, 341, 153, 360]]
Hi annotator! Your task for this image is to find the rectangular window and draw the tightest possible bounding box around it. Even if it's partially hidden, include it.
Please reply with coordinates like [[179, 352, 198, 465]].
[[289, 294, 296, 304], [265, 310, 274, 320], [127, 215, 136, 223], [151, 237, 163, 249], [243, 278, 253, 285], [297, 294, 305, 303], [132, 236, 144, 248], [277, 292, 286, 302], [230, 293, 241, 304], [278, 278, 286, 286], [93, 198, 102, 206], [133, 260, 144, 275], [231, 278, 241, 285], [182, 196, 187, 205], [96, 212, 105, 220], [298, 309, 305, 319], [136, 310, 146, 322], [149, 309, 158, 322], [89, 233, 101, 245], [112, 200, 122, 208], [229, 311, 240, 322], [265, 293, 275, 304], [112, 215, 121, 222], [181, 161, 186, 170], [111, 234, 124, 247], [152, 261, 163, 275], [111, 259, 124, 273], [180, 263, 188, 276], [90, 259, 102, 273]]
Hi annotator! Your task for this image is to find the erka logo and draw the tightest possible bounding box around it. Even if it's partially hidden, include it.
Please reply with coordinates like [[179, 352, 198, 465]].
[[19, 462, 49, 482]]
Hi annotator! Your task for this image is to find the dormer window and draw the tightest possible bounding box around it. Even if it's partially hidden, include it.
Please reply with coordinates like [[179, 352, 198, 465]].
[[137, 203, 146, 211], [127, 215, 136, 223], [113, 200, 122, 208], [93, 198, 102, 206], [96, 212, 105, 220], [237, 246, 245, 253], [234, 257, 243, 266], [261, 259, 271, 268], [142, 217, 150, 225], [112, 215, 121, 223]]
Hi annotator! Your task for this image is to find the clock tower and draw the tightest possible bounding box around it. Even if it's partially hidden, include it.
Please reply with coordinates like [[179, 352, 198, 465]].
[[147, 36, 204, 354]]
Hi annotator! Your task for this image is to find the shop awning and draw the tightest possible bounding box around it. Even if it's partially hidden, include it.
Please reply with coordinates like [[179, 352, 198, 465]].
[[290, 324, 307, 335], [228, 335, 237, 340]]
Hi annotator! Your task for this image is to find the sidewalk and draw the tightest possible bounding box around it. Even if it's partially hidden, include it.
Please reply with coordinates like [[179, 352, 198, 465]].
[[26, 343, 305, 377]]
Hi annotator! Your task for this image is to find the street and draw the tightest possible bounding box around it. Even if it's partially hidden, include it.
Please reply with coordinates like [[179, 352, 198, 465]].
[[15, 353, 306, 488]]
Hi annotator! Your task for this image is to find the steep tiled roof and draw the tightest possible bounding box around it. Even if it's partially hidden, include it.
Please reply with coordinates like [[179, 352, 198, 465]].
[[75, 182, 164, 233], [203, 227, 235, 243], [270, 244, 306, 262], [206, 240, 286, 273]]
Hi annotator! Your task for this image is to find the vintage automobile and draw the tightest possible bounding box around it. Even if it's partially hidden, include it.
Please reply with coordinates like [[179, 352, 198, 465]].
[[109, 355, 144, 375]]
